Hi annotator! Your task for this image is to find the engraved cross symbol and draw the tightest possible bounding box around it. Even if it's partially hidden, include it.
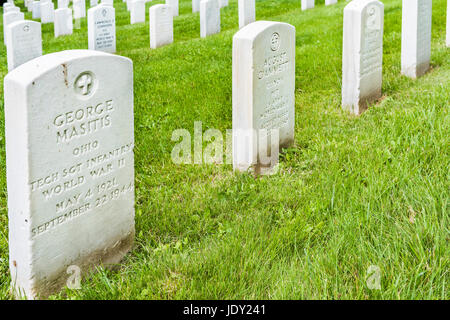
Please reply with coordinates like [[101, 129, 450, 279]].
[[23, 25, 29, 32], [77, 74, 92, 95]]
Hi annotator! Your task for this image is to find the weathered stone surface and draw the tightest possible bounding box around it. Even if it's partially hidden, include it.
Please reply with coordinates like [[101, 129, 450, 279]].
[[5, 50, 135, 299], [200, 0, 220, 38], [88, 5, 116, 53], [6, 20, 42, 71], [238, 0, 255, 29], [150, 4, 173, 49], [342, 0, 384, 115], [233, 21, 295, 173], [401, 0, 432, 79], [54, 8, 73, 38]]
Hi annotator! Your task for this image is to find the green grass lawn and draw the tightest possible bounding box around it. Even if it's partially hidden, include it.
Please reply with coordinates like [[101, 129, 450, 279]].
[[0, 0, 448, 299]]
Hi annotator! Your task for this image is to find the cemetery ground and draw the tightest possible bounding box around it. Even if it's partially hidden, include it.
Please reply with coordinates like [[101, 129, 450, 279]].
[[0, 0, 448, 299]]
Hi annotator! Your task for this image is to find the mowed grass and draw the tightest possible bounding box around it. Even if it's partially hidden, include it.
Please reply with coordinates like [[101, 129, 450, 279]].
[[0, 0, 448, 299]]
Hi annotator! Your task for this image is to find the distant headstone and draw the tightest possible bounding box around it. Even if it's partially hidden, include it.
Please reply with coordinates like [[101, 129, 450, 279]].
[[233, 21, 296, 174], [238, 0, 255, 29], [32, 1, 41, 19], [219, 0, 228, 8], [3, 11, 24, 45], [26, 0, 34, 11], [88, 5, 116, 53], [166, 0, 179, 17], [192, 0, 200, 13], [55, 8, 73, 37], [342, 0, 384, 115], [150, 4, 173, 49], [401, 0, 432, 79], [6, 20, 42, 71], [5, 50, 135, 299], [40, 1, 55, 24], [301, 0, 314, 10], [325, 0, 337, 5], [91, 0, 99, 7], [58, 0, 69, 8], [130, 0, 145, 24], [73, 0, 86, 19], [4, 5, 20, 13], [200, 0, 220, 38]]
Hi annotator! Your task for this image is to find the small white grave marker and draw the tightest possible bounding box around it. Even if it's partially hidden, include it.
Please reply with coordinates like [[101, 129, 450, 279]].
[[55, 8, 73, 37], [32, 1, 41, 19], [401, 0, 432, 79], [130, 0, 145, 24], [3, 11, 24, 45], [193, 0, 200, 12], [166, 0, 179, 17], [233, 21, 296, 174], [342, 0, 384, 115], [73, 0, 87, 19], [301, 0, 314, 10], [58, 0, 69, 8], [5, 50, 135, 299], [88, 5, 116, 53], [40, 1, 55, 24], [200, 0, 220, 38], [150, 4, 173, 49], [325, 0, 337, 6], [6, 20, 42, 71], [238, 0, 255, 29]]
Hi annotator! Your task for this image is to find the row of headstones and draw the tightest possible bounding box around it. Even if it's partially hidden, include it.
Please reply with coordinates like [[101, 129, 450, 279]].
[[3, 0, 254, 70], [2, 0, 450, 299]]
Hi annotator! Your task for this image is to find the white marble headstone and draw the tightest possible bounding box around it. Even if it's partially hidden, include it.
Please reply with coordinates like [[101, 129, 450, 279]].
[[4, 4, 20, 13], [101, 0, 114, 6], [150, 4, 173, 49], [130, 0, 145, 24], [88, 5, 116, 53], [91, 0, 99, 7], [192, 0, 200, 12], [325, 0, 337, 5], [73, 0, 87, 19], [401, 0, 432, 79], [233, 21, 295, 173], [5, 50, 135, 299], [40, 1, 55, 24], [3, 11, 24, 45], [166, 0, 179, 17], [200, 0, 220, 38], [32, 1, 41, 19], [6, 20, 42, 72], [193, 0, 200, 12], [238, 0, 255, 29], [342, 0, 384, 115], [55, 8, 73, 37], [301, 0, 314, 10], [58, 0, 69, 9], [219, 0, 228, 8]]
